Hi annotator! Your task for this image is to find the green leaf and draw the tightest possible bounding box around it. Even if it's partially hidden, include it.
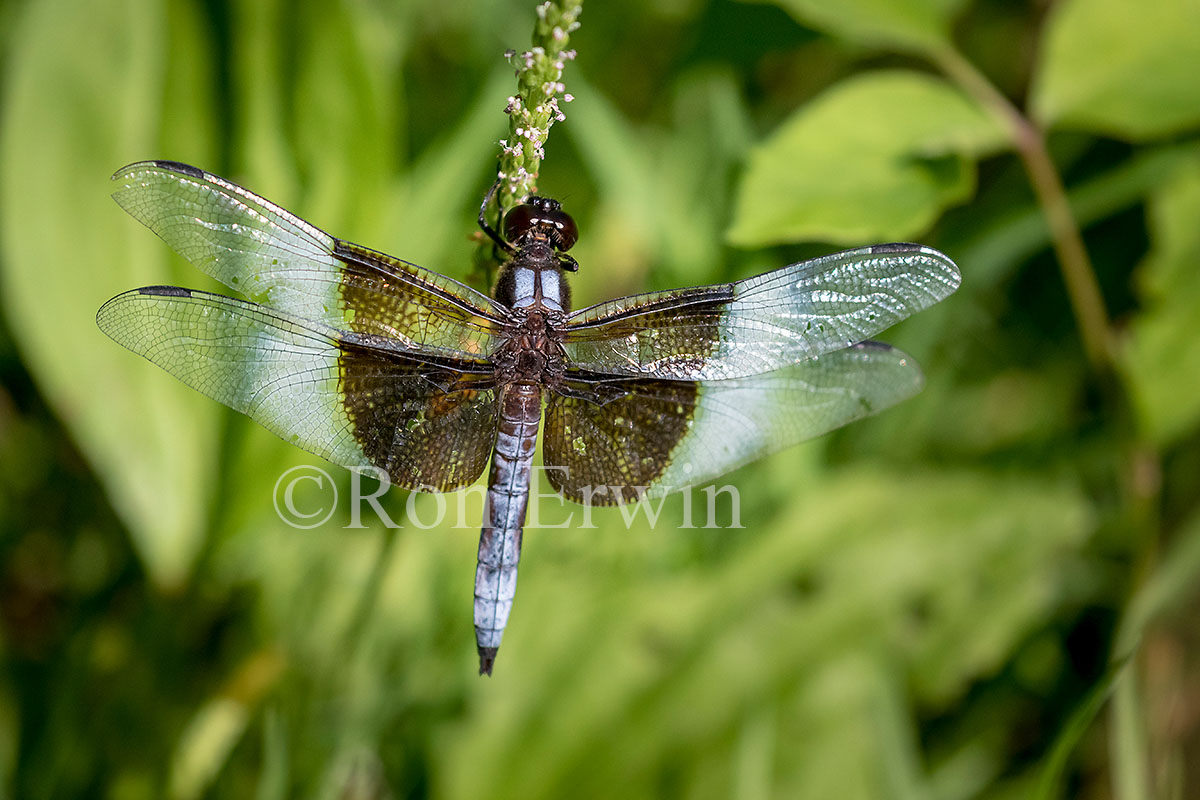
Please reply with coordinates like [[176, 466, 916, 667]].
[[0, 0, 220, 588], [255, 710, 290, 800], [1123, 153, 1200, 445], [169, 698, 249, 800], [728, 70, 1008, 247], [745, 0, 967, 55], [1031, 0, 1200, 139]]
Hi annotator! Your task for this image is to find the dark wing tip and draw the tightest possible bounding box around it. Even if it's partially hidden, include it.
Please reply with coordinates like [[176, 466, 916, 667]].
[[149, 160, 205, 178], [869, 242, 923, 254], [478, 647, 498, 676], [111, 160, 205, 181], [137, 285, 193, 297], [96, 286, 193, 332]]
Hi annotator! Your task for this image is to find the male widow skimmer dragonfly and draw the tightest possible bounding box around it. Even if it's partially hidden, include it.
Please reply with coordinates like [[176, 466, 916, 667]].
[[98, 161, 960, 675]]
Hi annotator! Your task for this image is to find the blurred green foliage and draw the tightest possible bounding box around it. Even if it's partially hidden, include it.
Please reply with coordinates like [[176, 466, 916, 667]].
[[1, 0, 1199, 798]]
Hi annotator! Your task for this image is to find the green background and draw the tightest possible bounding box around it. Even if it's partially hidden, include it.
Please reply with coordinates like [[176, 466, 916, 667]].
[[2, 0, 1199, 797]]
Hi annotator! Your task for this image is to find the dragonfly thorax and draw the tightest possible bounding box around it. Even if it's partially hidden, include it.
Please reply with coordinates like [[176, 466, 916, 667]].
[[492, 308, 567, 388]]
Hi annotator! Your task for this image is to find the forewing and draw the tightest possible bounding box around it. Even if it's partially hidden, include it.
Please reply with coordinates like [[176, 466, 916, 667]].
[[543, 342, 923, 505], [111, 161, 504, 359], [563, 244, 959, 380], [96, 287, 497, 492]]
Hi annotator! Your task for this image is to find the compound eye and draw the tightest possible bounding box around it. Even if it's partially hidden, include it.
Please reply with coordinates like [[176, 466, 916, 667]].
[[502, 203, 538, 243], [502, 202, 579, 251], [548, 209, 578, 251]]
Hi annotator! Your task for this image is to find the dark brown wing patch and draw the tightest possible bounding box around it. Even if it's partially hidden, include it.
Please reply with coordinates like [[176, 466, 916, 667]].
[[340, 346, 497, 492], [543, 376, 697, 505]]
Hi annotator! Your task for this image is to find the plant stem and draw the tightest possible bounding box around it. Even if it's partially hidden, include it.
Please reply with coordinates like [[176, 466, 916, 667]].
[[932, 45, 1114, 373], [497, 1, 583, 208], [471, 0, 582, 289]]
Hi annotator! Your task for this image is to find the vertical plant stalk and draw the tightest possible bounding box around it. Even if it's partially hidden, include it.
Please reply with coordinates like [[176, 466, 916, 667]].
[[498, 0, 583, 207], [932, 46, 1114, 372], [471, 0, 582, 289]]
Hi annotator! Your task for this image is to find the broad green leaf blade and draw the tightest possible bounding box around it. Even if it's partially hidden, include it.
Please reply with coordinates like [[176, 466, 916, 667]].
[[0, 0, 220, 588], [728, 70, 1008, 247], [1123, 154, 1200, 445], [1031, 0, 1200, 139], [744, 0, 967, 55]]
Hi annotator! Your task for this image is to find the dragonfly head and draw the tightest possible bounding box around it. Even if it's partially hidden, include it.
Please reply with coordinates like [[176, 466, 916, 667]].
[[503, 196, 578, 254]]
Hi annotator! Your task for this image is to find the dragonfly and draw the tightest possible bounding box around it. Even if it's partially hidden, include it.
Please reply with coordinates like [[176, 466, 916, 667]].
[[98, 161, 960, 675]]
